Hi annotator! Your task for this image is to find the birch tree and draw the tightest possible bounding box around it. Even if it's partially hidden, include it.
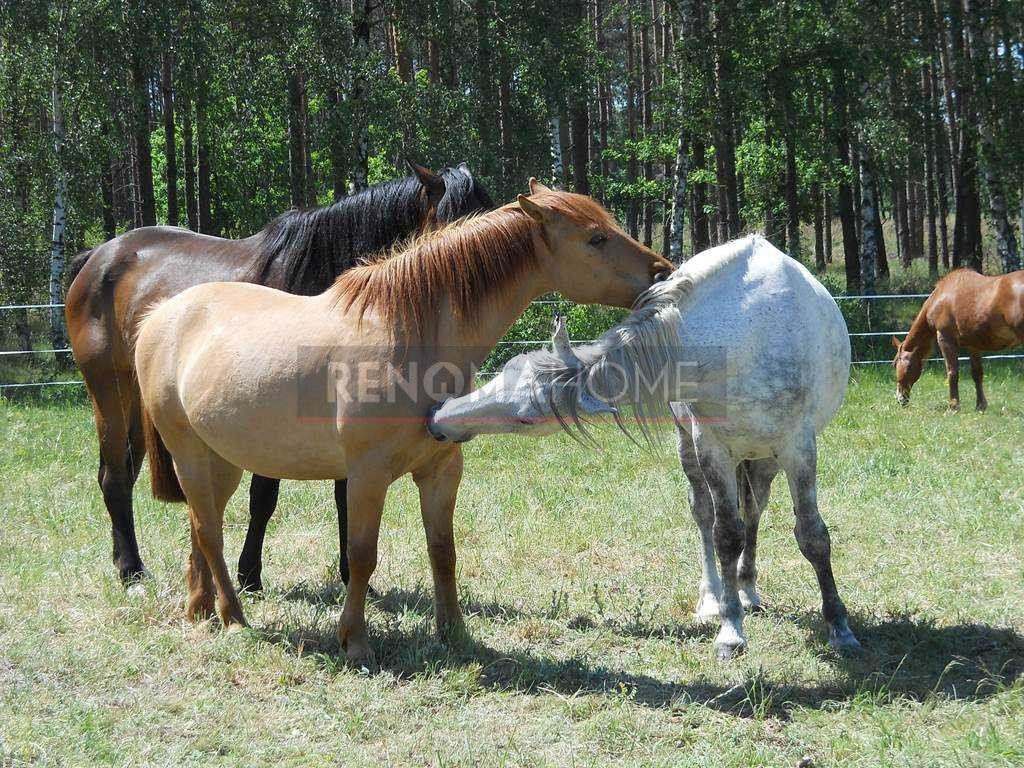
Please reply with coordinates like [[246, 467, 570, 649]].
[[48, 3, 69, 364]]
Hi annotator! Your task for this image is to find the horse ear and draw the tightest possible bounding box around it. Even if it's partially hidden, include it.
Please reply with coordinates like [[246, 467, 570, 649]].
[[528, 177, 553, 195], [518, 194, 551, 224], [891, 335, 902, 350], [407, 160, 445, 196], [551, 315, 578, 365], [579, 391, 617, 417], [457, 161, 473, 179]]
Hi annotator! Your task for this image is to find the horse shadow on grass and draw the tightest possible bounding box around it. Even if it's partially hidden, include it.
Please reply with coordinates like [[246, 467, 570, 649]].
[[264, 582, 1023, 718]]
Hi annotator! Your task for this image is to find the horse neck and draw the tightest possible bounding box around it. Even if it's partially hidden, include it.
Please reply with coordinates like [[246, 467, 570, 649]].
[[417, 247, 548, 371], [904, 305, 936, 359]]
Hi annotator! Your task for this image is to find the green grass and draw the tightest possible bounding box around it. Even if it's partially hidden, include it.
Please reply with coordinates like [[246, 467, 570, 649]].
[[1, 365, 1023, 767]]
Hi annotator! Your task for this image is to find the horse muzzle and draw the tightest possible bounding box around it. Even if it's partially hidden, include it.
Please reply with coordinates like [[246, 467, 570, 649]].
[[426, 400, 472, 443]]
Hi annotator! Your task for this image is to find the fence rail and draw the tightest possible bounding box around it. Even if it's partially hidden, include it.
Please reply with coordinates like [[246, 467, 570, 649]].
[[4, 295, 1024, 390]]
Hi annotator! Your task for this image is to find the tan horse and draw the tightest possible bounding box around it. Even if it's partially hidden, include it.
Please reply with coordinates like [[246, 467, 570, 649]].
[[134, 181, 674, 666], [893, 268, 1024, 411]]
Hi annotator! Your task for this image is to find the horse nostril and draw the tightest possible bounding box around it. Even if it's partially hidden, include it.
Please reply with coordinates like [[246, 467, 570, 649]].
[[434, 432, 449, 442], [654, 270, 670, 283]]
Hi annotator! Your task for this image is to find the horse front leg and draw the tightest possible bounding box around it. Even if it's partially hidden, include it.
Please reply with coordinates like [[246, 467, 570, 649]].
[[936, 331, 960, 411], [779, 430, 860, 654], [337, 472, 388, 668], [969, 351, 987, 412], [413, 448, 466, 640]]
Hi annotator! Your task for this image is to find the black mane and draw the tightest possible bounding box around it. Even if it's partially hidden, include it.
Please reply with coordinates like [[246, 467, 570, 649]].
[[250, 166, 493, 295]]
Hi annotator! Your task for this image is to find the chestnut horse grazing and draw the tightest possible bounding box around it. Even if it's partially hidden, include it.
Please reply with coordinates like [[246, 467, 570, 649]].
[[66, 163, 492, 588], [428, 236, 860, 660], [893, 268, 1024, 411], [134, 182, 673, 666]]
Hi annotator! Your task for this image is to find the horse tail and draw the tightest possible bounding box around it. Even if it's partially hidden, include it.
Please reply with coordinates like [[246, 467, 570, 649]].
[[65, 248, 94, 289], [140, 405, 186, 503]]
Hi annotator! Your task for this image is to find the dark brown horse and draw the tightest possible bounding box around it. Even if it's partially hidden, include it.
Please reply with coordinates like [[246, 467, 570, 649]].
[[66, 163, 493, 588], [893, 268, 1024, 411]]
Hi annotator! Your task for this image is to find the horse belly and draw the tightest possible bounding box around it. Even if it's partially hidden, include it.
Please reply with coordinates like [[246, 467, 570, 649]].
[[190, 412, 347, 480]]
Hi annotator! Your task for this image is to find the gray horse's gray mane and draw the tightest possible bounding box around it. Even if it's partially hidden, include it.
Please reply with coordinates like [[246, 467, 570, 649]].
[[525, 235, 762, 442]]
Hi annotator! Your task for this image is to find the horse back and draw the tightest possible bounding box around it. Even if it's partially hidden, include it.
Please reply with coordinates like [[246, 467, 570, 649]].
[[65, 227, 258, 368], [926, 269, 1024, 349]]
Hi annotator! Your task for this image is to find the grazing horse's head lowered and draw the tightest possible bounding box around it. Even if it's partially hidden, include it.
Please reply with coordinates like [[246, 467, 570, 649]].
[[892, 335, 923, 406]]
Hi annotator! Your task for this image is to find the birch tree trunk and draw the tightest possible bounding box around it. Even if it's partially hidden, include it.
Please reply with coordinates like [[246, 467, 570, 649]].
[[640, 4, 653, 247], [49, 22, 69, 363], [625, 2, 639, 238], [859, 146, 879, 294], [182, 93, 198, 231], [548, 115, 564, 189], [196, 76, 213, 234], [668, 0, 694, 262], [812, 181, 825, 271]]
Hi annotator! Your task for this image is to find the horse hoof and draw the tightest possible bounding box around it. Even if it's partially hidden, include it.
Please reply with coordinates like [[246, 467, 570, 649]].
[[345, 645, 378, 672], [237, 576, 264, 594], [714, 638, 747, 661], [186, 602, 215, 623], [437, 617, 470, 647], [117, 564, 147, 587], [126, 582, 147, 599], [738, 588, 764, 613], [828, 630, 863, 656]]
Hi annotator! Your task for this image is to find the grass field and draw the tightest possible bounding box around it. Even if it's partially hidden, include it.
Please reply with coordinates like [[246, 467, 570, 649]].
[[2, 365, 1023, 767]]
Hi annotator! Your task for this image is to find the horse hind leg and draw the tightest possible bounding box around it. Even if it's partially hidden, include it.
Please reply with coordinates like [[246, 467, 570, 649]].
[[969, 351, 987, 412], [779, 431, 861, 655], [88, 371, 147, 584], [186, 523, 215, 621], [736, 458, 778, 613], [677, 429, 722, 623], [171, 439, 246, 629]]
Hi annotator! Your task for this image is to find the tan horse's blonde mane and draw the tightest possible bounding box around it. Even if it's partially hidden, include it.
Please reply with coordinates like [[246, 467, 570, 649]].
[[329, 189, 618, 335]]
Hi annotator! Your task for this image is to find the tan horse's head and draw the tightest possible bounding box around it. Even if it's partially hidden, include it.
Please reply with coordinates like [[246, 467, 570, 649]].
[[891, 335, 923, 406], [517, 180, 674, 308]]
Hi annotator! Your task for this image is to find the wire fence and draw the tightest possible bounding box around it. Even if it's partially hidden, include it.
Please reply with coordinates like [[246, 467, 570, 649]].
[[3, 294, 1024, 391]]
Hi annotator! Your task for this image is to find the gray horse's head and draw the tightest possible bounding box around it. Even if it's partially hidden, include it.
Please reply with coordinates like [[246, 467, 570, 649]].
[[427, 317, 615, 443]]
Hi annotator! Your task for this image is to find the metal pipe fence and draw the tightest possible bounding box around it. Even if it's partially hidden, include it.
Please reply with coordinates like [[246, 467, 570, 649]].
[[3, 295, 1023, 390]]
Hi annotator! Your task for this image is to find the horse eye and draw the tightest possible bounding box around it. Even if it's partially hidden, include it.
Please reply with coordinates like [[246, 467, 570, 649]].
[[589, 233, 607, 247]]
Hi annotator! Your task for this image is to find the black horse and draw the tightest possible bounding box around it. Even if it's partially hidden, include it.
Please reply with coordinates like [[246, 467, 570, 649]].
[[65, 162, 494, 589]]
